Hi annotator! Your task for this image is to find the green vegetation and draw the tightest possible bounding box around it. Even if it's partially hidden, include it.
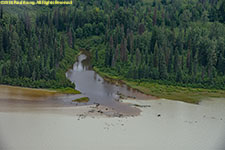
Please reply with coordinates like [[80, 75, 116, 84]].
[[94, 67, 225, 103], [55, 87, 81, 94], [0, 0, 225, 100], [72, 97, 89, 103], [90, 0, 225, 90], [125, 81, 225, 104], [0, 5, 80, 90]]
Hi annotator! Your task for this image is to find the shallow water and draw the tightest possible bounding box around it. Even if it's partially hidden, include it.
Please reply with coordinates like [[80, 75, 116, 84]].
[[66, 53, 155, 114]]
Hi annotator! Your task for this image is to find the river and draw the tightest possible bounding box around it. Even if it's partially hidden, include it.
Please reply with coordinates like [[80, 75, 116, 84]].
[[66, 52, 156, 115]]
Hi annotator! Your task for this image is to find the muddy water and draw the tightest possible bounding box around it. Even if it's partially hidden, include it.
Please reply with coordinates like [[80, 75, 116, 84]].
[[0, 99, 225, 150], [0, 85, 73, 113], [66, 53, 155, 114]]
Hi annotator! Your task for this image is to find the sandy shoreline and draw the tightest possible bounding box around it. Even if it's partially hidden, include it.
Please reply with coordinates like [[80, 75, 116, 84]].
[[0, 104, 131, 118], [1, 98, 225, 150], [0, 85, 58, 93]]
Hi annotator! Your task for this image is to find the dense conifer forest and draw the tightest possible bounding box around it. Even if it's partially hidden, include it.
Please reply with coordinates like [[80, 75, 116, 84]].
[[0, 0, 225, 89]]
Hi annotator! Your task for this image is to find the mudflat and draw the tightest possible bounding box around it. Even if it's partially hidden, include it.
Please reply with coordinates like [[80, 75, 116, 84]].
[[0, 85, 59, 101]]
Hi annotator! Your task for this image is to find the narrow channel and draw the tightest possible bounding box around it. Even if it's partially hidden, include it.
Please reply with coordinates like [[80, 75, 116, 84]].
[[66, 52, 155, 115]]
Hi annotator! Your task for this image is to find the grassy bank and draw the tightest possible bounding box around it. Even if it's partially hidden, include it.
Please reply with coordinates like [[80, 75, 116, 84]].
[[55, 87, 81, 94], [72, 97, 89, 103], [94, 67, 225, 104], [0, 84, 80, 96]]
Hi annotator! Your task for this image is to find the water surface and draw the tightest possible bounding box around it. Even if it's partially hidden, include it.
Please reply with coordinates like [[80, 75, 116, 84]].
[[66, 52, 155, 114], [1, 99, 225, 150]]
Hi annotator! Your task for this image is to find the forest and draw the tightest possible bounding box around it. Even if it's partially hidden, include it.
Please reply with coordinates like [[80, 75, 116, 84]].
[[0, 0, 225, 90]]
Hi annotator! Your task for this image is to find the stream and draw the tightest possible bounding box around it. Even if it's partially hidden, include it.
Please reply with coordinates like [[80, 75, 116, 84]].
[[66, 52, 155, 115]]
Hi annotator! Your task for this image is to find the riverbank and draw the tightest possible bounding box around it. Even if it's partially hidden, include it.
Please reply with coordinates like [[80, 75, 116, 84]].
[[93, 67, 225, 104], [0, 84, 80, 95], [1, 98, 225, 150]]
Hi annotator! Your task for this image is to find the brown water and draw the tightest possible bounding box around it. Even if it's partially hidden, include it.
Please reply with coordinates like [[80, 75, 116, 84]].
[[0, 85, 79, 112], [1, 99, 225, 150]]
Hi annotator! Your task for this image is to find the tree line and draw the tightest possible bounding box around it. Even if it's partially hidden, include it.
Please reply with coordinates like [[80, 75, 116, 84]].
[[0, 6, 73, 88], [0, 0, 224, 89]]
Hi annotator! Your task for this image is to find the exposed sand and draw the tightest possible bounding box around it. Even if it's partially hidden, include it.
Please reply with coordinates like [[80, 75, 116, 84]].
[[0, 98, 225, 150]]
